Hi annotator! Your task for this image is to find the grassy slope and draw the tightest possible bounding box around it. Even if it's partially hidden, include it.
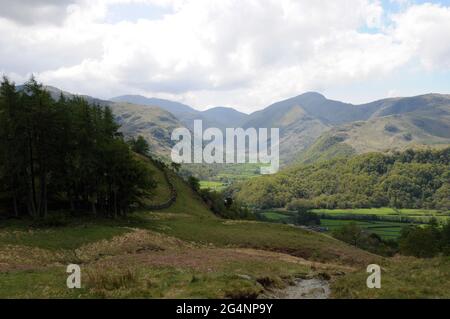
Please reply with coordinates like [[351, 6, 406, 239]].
[[296, 133, 356, 164], [137, 155, 173, 206], [301, 112, 450, 164], [332, 256, 450, 298], [0, 158, 448, 298], [143, 168, 379, 266], [111, 102, 183, 157]]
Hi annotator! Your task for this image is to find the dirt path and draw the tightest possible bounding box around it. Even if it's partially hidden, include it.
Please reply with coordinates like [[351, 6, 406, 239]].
[[260, 278, 331, 299]]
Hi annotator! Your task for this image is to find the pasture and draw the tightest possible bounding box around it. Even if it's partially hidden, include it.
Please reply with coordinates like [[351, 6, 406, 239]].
[[312, 208, 450, 223], [257, 208, 450, 240], [199, 181, 227, 191]]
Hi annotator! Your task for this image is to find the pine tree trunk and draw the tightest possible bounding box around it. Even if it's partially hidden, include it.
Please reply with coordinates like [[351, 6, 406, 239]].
[[113, 190, 118, 219], [28, 131, 37, 213], [11, 175, 19, 217], [92, 201, 97, 217], [43, 178, 47, 218], [12, 193, 19, 217], [28, 188, 36, 218]]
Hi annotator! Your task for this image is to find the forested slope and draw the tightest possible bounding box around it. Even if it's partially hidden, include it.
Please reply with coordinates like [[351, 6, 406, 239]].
[[232, 148, 450, 210]]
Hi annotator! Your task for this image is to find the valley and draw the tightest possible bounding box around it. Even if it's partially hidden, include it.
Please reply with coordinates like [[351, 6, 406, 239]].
[[1, 156, 449, 298], [111, 91, 450, 183], [1, 79, 449, 299], [0, 157, 372, 298], [36, 86, 450, 182], [3, 0, 450, 303]]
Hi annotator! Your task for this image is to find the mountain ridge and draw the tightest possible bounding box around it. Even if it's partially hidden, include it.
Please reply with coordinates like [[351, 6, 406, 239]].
[[18, 84, 450, 166], [240, 92, 450, 164], [111, 94, 250, 130]]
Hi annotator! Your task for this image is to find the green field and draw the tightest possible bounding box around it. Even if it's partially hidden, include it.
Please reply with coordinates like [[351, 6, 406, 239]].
[[199, 181, 227, 191], [312, 207, 449, 217], [257, 207, 450, 240], [320, 219, 404, 239], [258, 210, 403, 239], [312, 208, 450, 223], [183, 163, 267, 185], [259, 211, 291, 222], [215, 163, 264, 182]]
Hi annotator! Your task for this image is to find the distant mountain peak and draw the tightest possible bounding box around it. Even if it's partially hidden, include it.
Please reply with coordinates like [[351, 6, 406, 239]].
[[204, 106, 248, 115], [207, 106, 235, 111], [298, 92, 326, 99]]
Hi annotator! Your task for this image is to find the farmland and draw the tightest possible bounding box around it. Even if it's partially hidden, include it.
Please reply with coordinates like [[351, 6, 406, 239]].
[[257, 208, 450, 240], [312, 208, 450, 223], [181, 163, 266, 185], [199, 181, 226, 191], [320, 219, 404, 239]]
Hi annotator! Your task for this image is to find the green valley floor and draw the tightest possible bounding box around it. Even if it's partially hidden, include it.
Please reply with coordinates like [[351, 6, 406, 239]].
[[0, 160, 448, 299]]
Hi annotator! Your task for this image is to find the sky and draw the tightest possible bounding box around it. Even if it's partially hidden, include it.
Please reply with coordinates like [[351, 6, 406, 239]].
[[0, 0, 450, 113]]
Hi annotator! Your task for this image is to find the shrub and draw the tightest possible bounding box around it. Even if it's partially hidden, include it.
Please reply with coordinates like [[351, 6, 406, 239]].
[[188, 176, 201, 192], [295, 211, 321, 226], [332, 222, 398, 256], [399, 221, 450, 258], [286, 199, 314, 211]]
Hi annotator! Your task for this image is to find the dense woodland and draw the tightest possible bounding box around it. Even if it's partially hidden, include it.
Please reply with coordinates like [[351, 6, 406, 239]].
[[0, 77, 155, 219], [232, 148, 450, 210]]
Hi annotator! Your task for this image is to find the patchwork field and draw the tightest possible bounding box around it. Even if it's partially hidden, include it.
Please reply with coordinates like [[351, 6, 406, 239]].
[[312, 208, 450, 223], [258, 208, 450, 240], [320, 219, 404, 240]]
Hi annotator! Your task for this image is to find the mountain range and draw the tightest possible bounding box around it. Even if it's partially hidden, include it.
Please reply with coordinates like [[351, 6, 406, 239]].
[[25, 86, 450, 167], [111, 95, 249, 130], [239, 92, 450, 164]]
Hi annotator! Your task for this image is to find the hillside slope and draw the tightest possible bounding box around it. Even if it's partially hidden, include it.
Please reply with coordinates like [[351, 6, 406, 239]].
[[140, 157, 378, 266], [243, 92, 450, 164], [299, 95, 450, 163], [232, 147, 450, 210], [110, 103, 183, 156], [201, 106, 249, 130], [112, 95, 250, 130], [2, 154, 449, 298], [111, 95, 204, 130]]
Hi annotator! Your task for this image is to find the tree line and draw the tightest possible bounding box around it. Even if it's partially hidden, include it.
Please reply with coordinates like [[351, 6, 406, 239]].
[[332, 219, 450, 258], [0, 77, 155, 219], [231, 148, 450, 210]]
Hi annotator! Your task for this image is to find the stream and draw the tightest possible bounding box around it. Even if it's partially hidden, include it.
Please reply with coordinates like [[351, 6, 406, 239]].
[[260, 278, 331, 299]]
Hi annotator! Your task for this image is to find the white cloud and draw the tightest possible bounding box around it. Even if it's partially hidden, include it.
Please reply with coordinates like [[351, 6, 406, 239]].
[[391, 3, 450, 70], [0, 0, 449, 112]]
